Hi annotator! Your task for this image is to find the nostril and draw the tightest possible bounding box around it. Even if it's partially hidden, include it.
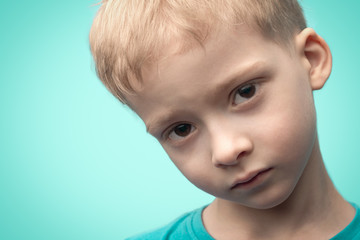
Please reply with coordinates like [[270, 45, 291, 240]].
[[211, 137, 253, 168], [237, 151, 248, 159], [213, 151, 244, 168]]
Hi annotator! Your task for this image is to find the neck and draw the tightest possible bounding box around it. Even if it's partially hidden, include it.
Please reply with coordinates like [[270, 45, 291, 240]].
[[203, 139, 354, 239]]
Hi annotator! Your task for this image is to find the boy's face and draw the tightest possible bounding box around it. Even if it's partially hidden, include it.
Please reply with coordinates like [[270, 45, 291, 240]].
[[127, 25, 319, 209]]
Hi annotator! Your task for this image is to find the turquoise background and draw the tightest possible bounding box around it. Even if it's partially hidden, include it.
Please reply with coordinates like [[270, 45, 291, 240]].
[[0, 1, 359, 239]]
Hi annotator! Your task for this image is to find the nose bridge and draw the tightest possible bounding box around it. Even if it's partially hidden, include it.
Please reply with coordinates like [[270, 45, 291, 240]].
[[208, 115, 253, 167]]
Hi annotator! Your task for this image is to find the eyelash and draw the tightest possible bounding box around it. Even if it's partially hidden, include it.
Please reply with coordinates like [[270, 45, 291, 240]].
[[163, 122, 195, 143], [232, 81, 261, 107]]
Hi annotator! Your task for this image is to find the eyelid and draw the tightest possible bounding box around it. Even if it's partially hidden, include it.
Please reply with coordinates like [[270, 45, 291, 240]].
[[231, 79, 263, 106], [162, 122, 196, 145]]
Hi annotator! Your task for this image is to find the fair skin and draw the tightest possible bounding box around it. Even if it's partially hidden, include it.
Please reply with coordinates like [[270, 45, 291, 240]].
[[126, 24, 355, 239]]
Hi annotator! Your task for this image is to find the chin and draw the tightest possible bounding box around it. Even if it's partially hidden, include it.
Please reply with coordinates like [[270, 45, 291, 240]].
[[246, 196, 290, 210], [235, 186, 296, 210]]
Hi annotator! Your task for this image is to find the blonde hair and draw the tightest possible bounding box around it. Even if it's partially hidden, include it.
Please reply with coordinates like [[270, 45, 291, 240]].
[[89, 0, 306, 104]]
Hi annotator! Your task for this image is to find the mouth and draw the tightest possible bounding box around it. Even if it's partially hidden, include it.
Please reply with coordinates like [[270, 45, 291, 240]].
[[230, 168, 273, 190]]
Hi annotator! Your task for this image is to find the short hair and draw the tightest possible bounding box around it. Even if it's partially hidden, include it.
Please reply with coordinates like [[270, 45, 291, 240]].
[[89, 0, 307, 104]]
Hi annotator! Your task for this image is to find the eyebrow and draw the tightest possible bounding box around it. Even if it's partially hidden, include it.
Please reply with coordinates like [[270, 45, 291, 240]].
[[212, 60, 267, 93], [145, 61, 268, 134], [146, 109, 178, 135]]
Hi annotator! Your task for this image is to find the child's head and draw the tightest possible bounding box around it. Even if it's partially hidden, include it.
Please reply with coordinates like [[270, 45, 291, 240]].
[[90, 0, 332, 209], [89, 0, 307, 104]]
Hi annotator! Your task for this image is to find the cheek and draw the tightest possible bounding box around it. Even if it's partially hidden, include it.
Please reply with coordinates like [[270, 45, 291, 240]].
[[256, 89, 317, 165], [164, 145, 215, 191]]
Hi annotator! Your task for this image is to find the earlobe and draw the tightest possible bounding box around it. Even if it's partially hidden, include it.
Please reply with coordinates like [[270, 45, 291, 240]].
[[296, 28, 332, 90]]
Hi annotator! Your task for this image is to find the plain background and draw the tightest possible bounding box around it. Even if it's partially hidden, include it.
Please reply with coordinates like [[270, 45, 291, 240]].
[[1, 1, 359, 239]]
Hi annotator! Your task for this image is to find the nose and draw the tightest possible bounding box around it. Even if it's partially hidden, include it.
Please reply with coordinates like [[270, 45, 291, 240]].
[[210, 125, 253, 168]]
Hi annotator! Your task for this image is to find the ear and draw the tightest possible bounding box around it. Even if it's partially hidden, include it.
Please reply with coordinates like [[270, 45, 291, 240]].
[[295, 28, 332, 90]]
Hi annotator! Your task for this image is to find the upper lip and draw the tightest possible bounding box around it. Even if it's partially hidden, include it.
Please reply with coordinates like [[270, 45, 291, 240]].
[[230, 168, 271, 189]]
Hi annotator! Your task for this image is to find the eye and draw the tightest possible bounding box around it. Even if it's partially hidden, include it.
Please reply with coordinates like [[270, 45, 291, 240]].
[[168, 123, 195, 141], [233, 83, 257, 105]]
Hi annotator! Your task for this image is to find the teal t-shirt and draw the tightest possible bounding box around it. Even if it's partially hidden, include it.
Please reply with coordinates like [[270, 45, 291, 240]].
[[127, 203, 360, 240]]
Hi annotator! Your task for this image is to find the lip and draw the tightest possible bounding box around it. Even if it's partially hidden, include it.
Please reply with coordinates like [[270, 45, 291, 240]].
[[230, 168, 273, 190]]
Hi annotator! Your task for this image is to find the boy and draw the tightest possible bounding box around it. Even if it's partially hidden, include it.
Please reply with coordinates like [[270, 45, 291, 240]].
[[89, 0, 360, 239]]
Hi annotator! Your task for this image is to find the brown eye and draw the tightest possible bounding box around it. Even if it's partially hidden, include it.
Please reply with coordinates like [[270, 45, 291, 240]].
[[234, 83, 257, 105], [168, 123, 195, 141]]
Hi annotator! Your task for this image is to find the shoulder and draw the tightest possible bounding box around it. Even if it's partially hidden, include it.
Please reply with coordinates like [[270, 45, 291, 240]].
[[331, 202, 360, 239], [125, 206, 213, 240]]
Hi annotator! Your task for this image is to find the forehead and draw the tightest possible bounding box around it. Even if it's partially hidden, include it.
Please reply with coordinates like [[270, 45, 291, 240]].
[[126, 25, 294, 130]]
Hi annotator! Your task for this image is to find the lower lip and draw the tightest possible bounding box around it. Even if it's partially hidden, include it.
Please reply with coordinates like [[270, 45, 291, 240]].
[[232, 168, 273, 190]]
